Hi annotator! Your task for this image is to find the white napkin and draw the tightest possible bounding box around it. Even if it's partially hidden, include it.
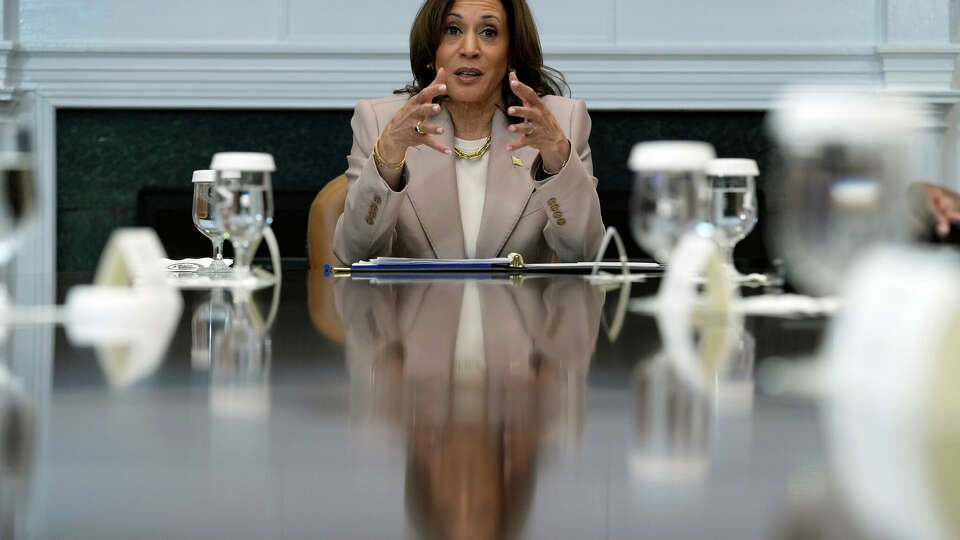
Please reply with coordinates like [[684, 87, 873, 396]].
[[735, 294, 840, 317], [162, 258, 233, 271], [630, 294, 840, 318]]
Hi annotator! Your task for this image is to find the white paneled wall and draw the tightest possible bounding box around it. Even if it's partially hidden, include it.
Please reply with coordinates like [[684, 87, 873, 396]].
[[19, 0, 285, 42], [3, 0, 960, 303], [614, 0, 878, 45]]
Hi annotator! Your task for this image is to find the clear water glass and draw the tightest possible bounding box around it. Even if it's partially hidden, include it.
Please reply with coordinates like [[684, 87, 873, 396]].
[[707, 174, 757, 273], [628, 141, 715, 263], [630, 170, 710, 263], [192, 180, 230, 274], [214, 171, 274, 279]]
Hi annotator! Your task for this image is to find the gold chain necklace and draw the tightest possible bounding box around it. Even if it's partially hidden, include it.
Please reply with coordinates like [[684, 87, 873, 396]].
[[453, 136, 492, 161]]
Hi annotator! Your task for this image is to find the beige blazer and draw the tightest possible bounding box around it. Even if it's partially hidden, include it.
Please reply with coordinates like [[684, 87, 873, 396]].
[[333, 94, 606, 264]]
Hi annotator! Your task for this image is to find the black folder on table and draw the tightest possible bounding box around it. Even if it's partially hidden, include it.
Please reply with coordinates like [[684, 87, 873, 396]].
[[330, 254, 661, 275]]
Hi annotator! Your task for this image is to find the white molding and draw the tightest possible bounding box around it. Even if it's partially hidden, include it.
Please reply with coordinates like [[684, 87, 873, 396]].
[[877, 44, 960, 89], [12, 43, 892, 110]]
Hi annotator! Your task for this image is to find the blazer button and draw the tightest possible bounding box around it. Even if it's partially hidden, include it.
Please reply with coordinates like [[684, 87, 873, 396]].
[[374, 195, 382, 205], [553, 211, 563, 219], [365, 216, 374, 225], [557, 218, 567, 226], [548, 197, 557, 205]]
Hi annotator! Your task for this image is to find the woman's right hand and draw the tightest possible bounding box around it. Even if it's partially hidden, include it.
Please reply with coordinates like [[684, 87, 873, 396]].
[[378, 68, 452, 166]]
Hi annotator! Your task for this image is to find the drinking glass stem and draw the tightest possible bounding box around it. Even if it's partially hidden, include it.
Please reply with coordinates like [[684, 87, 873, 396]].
[[206, 238, 229, 273], [213, 239, 224, 261], [232, 241, 251, 277], [722, 245, 736, 272]]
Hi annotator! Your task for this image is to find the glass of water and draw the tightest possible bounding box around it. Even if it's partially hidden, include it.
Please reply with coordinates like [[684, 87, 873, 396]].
[[629, 141, 716, 263], [191, 169, 230, 274], [210, 153, 275, 280], [705, 159, 759, 276]]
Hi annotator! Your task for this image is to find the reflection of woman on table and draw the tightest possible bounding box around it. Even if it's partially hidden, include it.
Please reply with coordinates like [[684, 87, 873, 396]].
[[334, 0, 605, 264], [334, 277, 602, 539]]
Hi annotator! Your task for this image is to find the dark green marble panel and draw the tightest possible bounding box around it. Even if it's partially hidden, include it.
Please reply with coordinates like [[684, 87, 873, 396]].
[[57, 109, 354, 271], [589, 110, 773, 191], [57, 108, 774, 271]]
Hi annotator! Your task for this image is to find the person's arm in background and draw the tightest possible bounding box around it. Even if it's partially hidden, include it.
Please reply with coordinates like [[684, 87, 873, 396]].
[[908, 182, 960, 240]]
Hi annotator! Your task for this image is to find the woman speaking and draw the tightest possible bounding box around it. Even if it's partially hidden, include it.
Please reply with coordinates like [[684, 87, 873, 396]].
[[334, 0, 605, 263]]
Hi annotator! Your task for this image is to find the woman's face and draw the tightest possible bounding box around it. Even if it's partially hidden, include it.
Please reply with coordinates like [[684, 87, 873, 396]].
[[434, 0, 510, 107]]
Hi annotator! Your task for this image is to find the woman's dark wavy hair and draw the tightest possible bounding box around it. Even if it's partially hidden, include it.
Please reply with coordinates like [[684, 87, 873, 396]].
[[396, 0, 568, 124]]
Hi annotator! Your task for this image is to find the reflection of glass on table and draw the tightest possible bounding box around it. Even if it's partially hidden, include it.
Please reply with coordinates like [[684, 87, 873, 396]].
[[191, 288, 231, 371], [210, 289, 272, 419]]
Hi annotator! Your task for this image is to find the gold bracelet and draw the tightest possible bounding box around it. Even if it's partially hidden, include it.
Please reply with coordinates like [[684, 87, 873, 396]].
[[373, 136, 406, 170]]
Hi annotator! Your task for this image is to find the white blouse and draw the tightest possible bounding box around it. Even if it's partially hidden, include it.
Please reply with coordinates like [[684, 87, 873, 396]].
[[453, 136, 490, 259]]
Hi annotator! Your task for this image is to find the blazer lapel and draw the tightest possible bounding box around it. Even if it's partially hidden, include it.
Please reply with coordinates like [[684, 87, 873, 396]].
[[475, 109, 536, 259], [406, 109, 466, 259]]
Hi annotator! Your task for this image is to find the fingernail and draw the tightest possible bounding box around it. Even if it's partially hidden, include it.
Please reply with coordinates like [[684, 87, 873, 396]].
[[510, 80, 518, 87], [437, 127, 444, 134], [433, 104, 440, 112], [439, 84, 447, 92], [505, 145, 512, 151], [508, 107, 516, 114], [444, 148, 452, 155]]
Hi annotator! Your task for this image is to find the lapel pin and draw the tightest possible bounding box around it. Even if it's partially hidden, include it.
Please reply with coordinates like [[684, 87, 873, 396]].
[[512, 156, 524, 167]]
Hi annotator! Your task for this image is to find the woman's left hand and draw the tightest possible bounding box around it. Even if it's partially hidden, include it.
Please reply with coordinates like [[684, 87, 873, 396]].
[[505, 72, 571, 173]]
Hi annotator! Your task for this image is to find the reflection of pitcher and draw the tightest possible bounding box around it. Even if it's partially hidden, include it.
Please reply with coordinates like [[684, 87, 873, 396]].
[[205, 288, 275, 419], [335, 277, 602, 540], [632, 309, 755, 484], [631, 355, 710, 483]]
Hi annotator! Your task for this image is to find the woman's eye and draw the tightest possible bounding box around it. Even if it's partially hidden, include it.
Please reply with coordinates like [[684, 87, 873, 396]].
[[444, 25, 461, 36], [480, 27, 498, 38]]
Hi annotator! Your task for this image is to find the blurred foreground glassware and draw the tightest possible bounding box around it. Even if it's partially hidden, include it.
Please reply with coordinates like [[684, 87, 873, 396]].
[[629, 141, 716, 263], [0, 117, 36, 297], [210, 152, 275, 281], [824, 246, 960, 540], [191, 169, 230, 275], [768, 89, 924, 295], [705, 158, 759, 277]]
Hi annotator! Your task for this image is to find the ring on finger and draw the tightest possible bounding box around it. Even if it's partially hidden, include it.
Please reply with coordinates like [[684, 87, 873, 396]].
[[415, 120, 425, 136], [526, 121, 536, 136]]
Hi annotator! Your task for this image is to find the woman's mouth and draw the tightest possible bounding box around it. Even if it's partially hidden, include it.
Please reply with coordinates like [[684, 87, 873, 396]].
[[454, 69, 484, 83]]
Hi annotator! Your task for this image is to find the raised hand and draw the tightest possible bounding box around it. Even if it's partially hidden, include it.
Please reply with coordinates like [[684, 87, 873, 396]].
[[505, 72, 571, 173], [378, 67, 452, 165]]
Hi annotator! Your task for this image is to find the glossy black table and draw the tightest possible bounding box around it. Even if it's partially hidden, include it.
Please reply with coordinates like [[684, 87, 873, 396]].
[[1, 270, 856, 539]]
